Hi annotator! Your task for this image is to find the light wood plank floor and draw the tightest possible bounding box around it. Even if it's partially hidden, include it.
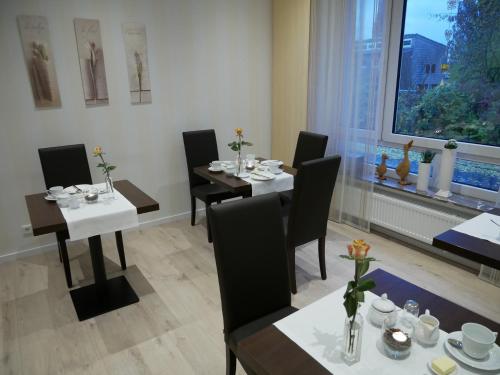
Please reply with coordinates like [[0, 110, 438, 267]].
[[1, 218, 499, 374]]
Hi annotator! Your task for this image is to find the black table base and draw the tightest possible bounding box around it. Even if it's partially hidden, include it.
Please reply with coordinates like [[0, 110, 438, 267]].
[[70, 235, 139, 321], [70, 276, 139, 321]]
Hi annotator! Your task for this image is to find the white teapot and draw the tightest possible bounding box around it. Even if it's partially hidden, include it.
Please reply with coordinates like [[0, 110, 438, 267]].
[[368, 293, 397, 327], [415, 309, 440, 345]]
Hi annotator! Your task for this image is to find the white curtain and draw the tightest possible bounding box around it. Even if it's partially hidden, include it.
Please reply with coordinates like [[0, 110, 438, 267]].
[[308, 0, 390, 231]]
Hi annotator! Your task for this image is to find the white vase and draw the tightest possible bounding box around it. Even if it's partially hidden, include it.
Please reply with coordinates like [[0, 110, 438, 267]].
[[435, 148, 457, 198], [416, 162, 431, 192]]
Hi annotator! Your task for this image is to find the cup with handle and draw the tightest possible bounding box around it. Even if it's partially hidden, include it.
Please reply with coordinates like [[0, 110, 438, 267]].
[[462, 323, 497, 359]]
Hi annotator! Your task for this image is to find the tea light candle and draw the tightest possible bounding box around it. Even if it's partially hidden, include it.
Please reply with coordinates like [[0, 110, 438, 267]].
[[392, 331, 408, 343]]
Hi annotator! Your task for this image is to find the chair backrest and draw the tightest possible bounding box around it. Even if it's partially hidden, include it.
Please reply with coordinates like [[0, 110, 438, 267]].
[[182, 129, 219, 188], [288, 156, 341, 247], [38, 144, 93, 189], [208, 193, 291, 339], [292, 131, 329, 169]]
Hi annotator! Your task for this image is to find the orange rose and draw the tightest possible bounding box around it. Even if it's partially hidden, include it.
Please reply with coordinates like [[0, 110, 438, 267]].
[[235, 128, 243, 136], [347, 239, 370, 259], [347, 244, 354, 256], [93, 146, 103, 156]]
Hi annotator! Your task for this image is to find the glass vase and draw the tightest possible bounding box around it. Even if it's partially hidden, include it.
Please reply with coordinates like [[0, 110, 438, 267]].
[[235, 153, 242, 176], [105, 175, 115, 198], [343, 310, 364, 365]]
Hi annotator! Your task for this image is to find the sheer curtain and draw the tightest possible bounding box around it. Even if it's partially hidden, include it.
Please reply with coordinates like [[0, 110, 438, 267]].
[[308, 0, 390, 231]]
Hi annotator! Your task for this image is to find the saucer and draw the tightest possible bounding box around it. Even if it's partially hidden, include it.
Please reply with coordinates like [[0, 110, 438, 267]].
[[261, 160, 283, 167], [444, 331, 500, 371], [427, 361, 458, 375], [235, 172, 250, 178], [44, 195, 58, 201], [208, 167, 224, 173]]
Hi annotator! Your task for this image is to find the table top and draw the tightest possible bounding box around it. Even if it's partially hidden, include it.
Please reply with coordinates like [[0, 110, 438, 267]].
[[237, 268, 500, 375], [25, 180, 159, 236], [193, 158, 296, 194], [432, 208, 500, 270]]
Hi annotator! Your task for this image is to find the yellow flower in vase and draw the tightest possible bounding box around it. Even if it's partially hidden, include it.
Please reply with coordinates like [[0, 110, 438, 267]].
[[228, 128, 253, 176]]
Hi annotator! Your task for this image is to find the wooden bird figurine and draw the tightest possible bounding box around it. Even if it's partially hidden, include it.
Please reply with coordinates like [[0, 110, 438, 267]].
[[396, 140, 413, 185], [376, 153, 389, 180]]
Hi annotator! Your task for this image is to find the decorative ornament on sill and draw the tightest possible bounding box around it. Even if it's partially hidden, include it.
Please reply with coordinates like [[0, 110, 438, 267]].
[[228, 128, 253, 177], [340, 240, 377, 365], [376, 153, 389, 180], [416, 150, 436, 192], [396, 140, 413, 185], [93, 146, 116, 197], [435, 139, 458, 199]]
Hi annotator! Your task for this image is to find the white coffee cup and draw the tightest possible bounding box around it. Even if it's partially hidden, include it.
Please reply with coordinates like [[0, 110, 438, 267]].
[[266, 160, 282, 174], [210, 161, 223, 168], [56, 193, 71, 208], [224, 162, 236, 176], [48, 186, 64, 196], [462, 323, 497, 359], [68, 196, 80, 209]]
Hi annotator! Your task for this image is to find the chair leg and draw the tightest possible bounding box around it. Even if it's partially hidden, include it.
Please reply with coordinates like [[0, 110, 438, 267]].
[[56, 232, 72, 288], [191, 195, 196, 226], [206, 202, 213, 243], [226, 344, 236, 375], [318, 236, 327, 280], [115, 231, 127, 270], [287, 247, 297, 294]]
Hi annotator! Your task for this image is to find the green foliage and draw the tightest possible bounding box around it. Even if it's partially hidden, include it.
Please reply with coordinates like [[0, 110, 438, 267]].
[[444, 139, 458, 149], [421, 150, 436, 163], [395, 0, 500, 147]]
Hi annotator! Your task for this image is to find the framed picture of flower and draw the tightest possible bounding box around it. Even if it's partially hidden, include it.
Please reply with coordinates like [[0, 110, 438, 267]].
[[122, 23, 152, 104], [17, 15, 61, 108], [73, 18, 109, 106]]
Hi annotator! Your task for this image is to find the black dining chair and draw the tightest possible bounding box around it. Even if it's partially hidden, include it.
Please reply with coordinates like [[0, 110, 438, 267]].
[[280, 131, 329, 204], [38, 144, 127, 288], [292, 131, 329, 169], [208, 193, 297, 375], [182, 129, 244, 243], [284, 155, 341, 294]]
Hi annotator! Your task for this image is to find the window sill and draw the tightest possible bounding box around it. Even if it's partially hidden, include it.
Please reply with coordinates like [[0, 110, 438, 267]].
[[370, 175, 497, 215]]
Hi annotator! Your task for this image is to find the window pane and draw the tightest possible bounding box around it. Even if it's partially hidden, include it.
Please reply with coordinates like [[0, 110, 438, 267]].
[[393, 0, 500, 147]]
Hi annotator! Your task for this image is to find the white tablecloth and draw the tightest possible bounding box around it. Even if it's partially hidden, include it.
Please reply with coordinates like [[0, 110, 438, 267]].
[[241, 172, 294, 196], [274, 287, 487, 375], [451, 213, 500, 245], [60, 184, 138, 241]]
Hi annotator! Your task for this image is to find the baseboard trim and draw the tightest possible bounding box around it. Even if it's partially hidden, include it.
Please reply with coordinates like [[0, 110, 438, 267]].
[[0, 208, 206, 264]]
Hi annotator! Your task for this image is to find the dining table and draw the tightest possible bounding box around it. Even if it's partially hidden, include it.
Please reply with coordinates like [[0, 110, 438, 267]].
[[193, 157, 297, 197], [237, 268, 500, 374], [432, 208, 500, 270], [24, 179, 159, 321]]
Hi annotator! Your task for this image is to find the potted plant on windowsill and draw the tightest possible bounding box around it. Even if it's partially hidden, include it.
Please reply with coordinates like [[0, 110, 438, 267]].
[[435, 139, 458, 199], [416, 150, 435, 192]]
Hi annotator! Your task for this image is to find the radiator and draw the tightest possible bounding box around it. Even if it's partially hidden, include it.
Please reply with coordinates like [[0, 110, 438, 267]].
[[370, 193, 500, 286], [371, 192, 466, 244]]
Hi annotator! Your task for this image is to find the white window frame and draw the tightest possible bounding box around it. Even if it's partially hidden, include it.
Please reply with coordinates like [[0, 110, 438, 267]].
[[380, 0, 500, 162], [376, 0, 499, 202]]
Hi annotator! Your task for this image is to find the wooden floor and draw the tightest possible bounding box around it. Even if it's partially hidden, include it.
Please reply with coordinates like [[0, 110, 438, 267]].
[[1, 218, 499, 374]]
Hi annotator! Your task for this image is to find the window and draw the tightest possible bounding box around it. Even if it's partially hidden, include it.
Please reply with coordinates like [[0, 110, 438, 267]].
[[382, 0, 500, 159], [379, 0, 499, 198]]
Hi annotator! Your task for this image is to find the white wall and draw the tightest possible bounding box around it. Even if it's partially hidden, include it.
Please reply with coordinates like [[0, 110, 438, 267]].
[[0, 0, 272, 257]]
